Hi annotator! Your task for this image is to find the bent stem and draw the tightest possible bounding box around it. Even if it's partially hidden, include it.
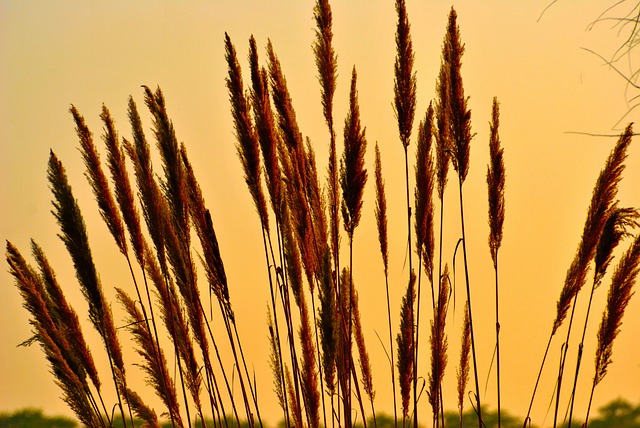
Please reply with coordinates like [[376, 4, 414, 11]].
[[457, 179, 482, 427], [524, 330, 554, 427]]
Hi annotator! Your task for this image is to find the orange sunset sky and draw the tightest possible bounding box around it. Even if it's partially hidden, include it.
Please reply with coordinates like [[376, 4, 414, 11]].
[[1, 1, 639, 427]]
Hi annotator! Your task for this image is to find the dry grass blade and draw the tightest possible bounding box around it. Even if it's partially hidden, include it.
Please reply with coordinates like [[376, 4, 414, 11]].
[[415, 103, 436, 284], [31, 241, 101, 391], [48, 151, 125, 372], [143, 241, 204, 420], [286, 365, 303, 428], [225, 33, 270, 231], [457, 300, 471, 428], [341, 67, 368, 239], [445, 8, 472, 184], [428, 265, 449, 427], [38, 323, 103, 428], [268, 309, 287, 412], [396, 270, 416, 421], [313, 0, 340, 269], [6, 242, 103, 427], [313, 0, 337, 134], [374, 143, 389, 274], [594, 233, 640, 386], [143, 86, 189, 242], [101, 107, 145, 267], [304, 138, 330, 276], [125, 98, 168, 271], [352, 285, 375, 407], [393, 0, 417, 148], [299, 297, 321, 428], [586, 233, 640, 425], [268, 40, 304, 152], [70, 105, 127, 256], [181, 144, 231, 316], [553, 124, 633, 335], [249, 36, 282, 216], [594, 206, 640, 285], [116, 288, 183, 427], [124, 387, 161, 428], [435, 50, 451, 199], [318, 251, 338, 394], [487, 97, 505, 267]]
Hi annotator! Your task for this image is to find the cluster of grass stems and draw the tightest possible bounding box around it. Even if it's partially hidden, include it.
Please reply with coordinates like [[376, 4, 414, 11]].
[[6, 1, 640, 428]]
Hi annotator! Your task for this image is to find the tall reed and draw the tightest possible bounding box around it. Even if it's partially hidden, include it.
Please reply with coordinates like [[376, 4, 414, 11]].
[[392, 1, 418, 426], [487, 97, 505, 428], [6, 4, 640, 428], [444, 7, 482, 427]]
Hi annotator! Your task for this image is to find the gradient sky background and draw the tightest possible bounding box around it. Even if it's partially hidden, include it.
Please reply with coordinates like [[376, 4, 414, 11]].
[[1, 1, 639, 426]]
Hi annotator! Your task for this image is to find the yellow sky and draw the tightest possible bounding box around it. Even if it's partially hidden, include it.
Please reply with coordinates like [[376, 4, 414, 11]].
[[1, 1, 639, 426]]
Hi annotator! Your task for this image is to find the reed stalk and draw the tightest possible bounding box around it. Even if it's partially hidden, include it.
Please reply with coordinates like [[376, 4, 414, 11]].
[[393, 1, 418, 425], [374, 142, 397, 428], [445, 7, 482, 426], [487, 97, 505, 428]]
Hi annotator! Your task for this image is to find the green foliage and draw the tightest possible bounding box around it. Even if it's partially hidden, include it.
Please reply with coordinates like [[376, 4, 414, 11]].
[[589, 398, 640, 428], [2, 401, 640, 428], [0, 408, 76, 428]]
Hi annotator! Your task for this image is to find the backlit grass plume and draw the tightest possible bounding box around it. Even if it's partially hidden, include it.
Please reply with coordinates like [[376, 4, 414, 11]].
[[225, 32, 269, 231], [116, 288, 182, 427], [415, 103, 436, 289], [585, 233, 640, 426], [393, 0, 416, 149], [31, 240, 101, 395], [249, 35, 282, 217], [71, 105, 127, 256], [396, 271, 416, 425], [428, 265, 449, 428], [567, 205, 639, 427], [375, 143, 389, 275], [341, 67, 368, 239], [6, 242, 104, 428], [446, 8, 472, 184], [487, 96, 505, 427], [457, 302, 471, 428], [100, 106, 145, 267], [526, 123, 633, 426], [313, 0, 340, 274], [48, 151, 136, 427]]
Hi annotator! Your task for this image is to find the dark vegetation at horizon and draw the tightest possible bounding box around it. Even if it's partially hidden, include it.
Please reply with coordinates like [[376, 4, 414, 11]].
[[3, 398, 640, 428], [5, 1, 640, 428]]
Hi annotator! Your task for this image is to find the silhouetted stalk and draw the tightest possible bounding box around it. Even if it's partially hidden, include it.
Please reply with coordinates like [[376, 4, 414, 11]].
[[585, 233, 640, 426], [374, 143, 395, 428], [567, 207, 639, 428], [262, 226, 291, 428], [457, 181, 482, 427], [525, 124, 632, 427], [487, 97, 505, 428]]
